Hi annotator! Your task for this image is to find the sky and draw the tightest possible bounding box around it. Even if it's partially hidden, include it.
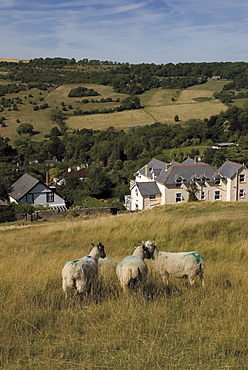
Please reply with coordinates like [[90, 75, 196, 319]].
[[1, 0, 248, 65]]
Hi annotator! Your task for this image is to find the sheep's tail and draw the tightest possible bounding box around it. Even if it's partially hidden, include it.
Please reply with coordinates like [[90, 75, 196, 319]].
[[128, 268, 142, 289], [128, 278, 139, 289]]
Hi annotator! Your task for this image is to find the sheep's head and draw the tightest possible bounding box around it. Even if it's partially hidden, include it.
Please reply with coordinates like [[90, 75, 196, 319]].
[[142, 240, 156, 253], [91, 242, 106, 259], [142, 245, 152, 260]]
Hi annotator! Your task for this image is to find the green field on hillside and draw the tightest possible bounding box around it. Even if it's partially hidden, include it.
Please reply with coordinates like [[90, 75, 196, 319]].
[[0, 80, 232, 141], [0, 202, 247, 369]]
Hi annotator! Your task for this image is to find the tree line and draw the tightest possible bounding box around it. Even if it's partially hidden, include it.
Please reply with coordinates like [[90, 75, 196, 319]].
[[1, 59, 248, 94]]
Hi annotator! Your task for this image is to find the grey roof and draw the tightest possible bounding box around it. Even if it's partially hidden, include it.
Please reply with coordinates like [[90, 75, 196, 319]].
[[136, 182, 161, 196], [165, 163, 218, 185], [213, 142, 234, 147], [164, 164, 218, 185], [218, 161, 244, 179], [137, 158, 218, 185], [182, 158, 195, 165], [0, 199, 9, 208], [7, 173, 40, 201], [137, 158, 167, 178]]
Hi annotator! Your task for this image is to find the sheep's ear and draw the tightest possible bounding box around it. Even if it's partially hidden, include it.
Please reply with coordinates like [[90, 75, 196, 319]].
[[91, 243, 94, 247]]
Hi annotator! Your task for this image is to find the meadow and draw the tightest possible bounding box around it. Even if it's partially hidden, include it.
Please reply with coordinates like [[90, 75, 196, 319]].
[[0, 202, 247, 369], [1, 80, 229, 141]]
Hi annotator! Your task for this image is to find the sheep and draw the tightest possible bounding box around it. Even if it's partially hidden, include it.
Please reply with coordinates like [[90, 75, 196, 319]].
[[98, 257, 117, 279], [143, 241, 205, 287], [62, 242, 106, 299], [116, 245, 151, 293]]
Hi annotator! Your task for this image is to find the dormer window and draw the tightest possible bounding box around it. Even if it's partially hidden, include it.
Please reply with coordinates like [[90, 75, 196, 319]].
[[175, 177, 184, 187], [215, 176, 221, 185]]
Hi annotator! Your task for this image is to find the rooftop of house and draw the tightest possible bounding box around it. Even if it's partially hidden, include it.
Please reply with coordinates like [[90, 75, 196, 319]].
[[0, 199, 9, 208], [136, 157, 218, 185], [136, 182, 161, 196], [218, 160, 244, 179], [7, 173, 41, 201]]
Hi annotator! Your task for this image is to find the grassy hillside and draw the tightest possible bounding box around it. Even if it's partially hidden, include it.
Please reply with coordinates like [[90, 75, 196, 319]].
[[0, 202, 247, 369], [0, 80, 229, 141]]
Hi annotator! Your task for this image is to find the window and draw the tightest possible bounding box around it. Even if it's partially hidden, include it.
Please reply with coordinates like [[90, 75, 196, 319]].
[[240, 174, 245, 183], [215, 177, 221, 185], [176, 178, 183, 188], [214, 190, 221, 200], [239, 189, 245, 198], [149, 195, 156, 200], [46, 192, 54, 203], [201, 191, 206, 200], [135, 188, 138, 196], [26, 193, 34, 204], [176, 193, 182, 202]]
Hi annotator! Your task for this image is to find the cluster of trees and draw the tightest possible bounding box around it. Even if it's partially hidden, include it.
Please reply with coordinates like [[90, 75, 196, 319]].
[[68, 86, 100, 97], [72, 95, 141, 116]]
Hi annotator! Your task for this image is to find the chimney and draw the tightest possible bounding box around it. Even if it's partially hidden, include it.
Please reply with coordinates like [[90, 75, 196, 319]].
[[194, 156, 201, 163], [46, 171, 50, 186], [77, 165, 81, 171], [68, 166, 72, 172], [145, 164, 149, 175]]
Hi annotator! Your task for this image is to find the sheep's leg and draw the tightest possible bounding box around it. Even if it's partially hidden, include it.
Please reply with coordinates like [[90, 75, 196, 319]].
[[188, 276, 195, 286], [162, 273, 169, 286], [75, 280, 87, 296], [62, 278, 69, 300], [199, 272, 205, 287]]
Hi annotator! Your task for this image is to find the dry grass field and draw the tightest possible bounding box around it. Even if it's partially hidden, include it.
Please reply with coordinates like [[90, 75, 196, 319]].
[[0, 202, 247, 369], [0, 80, 230, 140]]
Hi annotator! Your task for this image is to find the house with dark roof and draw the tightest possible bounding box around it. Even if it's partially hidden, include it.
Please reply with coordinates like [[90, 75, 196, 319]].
[[56, 166, 88, 185], [7, 173, 66, 210], [218, 160, 248, 201], [127, 158, 248, 210]]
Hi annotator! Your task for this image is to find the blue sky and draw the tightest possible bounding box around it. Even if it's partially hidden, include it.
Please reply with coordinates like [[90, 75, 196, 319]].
[[1, 0, 248, 64]]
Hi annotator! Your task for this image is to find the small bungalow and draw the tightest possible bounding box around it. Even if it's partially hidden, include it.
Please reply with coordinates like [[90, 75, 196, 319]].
[[212, 142, 234, 150], [7, 173, 66, 210]]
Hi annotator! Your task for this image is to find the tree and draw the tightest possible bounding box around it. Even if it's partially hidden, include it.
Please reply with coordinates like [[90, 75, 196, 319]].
[[50, 109, 67, 123], [174, 115, 179, 122], [50, 127, 61, 137], [16, 123, 34, 136], [85, 165, 112, 198]]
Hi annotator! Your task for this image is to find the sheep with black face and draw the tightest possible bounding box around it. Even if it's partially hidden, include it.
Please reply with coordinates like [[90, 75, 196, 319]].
[[116, 245, 151, 293], [62, 242, 106, 299], [143, 240, 205, 287]]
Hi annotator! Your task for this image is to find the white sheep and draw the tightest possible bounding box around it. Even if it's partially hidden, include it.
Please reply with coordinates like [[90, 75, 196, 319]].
[[143, 241, 205, 287], [116, 245, 151, 293], [98, 257, 117, 279], [62, 242, 106, 299]]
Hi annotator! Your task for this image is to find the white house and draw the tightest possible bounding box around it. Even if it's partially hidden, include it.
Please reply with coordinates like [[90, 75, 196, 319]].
[[127, 158, 248, 211], [7, 173, 66, 210]]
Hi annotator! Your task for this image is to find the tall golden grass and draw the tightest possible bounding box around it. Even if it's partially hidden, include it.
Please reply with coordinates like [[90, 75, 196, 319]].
[[0, 202, 248, 369]]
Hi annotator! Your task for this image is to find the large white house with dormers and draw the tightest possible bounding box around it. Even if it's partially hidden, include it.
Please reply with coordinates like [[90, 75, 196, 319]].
[[125, 158, 248, 211]]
